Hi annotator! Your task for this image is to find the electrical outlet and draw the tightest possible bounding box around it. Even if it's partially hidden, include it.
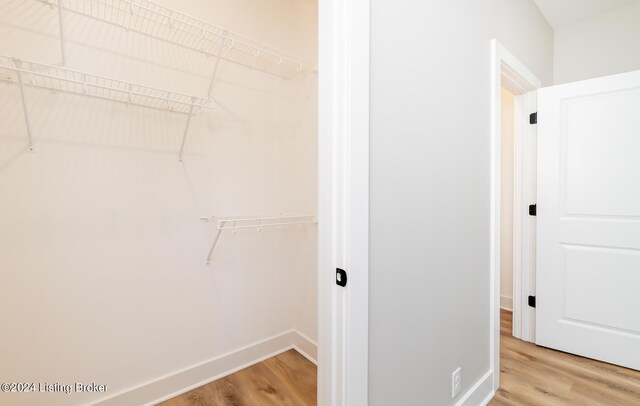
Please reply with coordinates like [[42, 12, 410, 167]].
[[451, 367, 462, 398]]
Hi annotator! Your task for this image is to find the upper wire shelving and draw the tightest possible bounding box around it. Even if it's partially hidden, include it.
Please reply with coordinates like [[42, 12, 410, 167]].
[[0, 55, 213, 159], [40, 0, 314, 86]]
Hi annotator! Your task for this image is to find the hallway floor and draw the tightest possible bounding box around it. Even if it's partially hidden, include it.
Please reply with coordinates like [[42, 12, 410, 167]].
[[491, 310, 640, 405], [158, 350, 316, 406]]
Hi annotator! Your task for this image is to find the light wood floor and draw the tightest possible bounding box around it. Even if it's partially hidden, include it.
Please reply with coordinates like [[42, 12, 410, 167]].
[[491, 309, 640, 405], [158, 350, 316, 406], [159, 312, 640, 405]]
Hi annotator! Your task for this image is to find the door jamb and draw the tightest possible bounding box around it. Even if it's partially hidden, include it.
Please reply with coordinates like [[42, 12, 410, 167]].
[[318, 0, 370, 404], [512, 91, 537, 343], [490, 39, 541, 391]]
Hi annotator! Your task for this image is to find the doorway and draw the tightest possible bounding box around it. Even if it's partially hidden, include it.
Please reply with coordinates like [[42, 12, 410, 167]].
[[491, 39, 541, 390], [0, 0, 370, 404], [491, 41, 640, 403]]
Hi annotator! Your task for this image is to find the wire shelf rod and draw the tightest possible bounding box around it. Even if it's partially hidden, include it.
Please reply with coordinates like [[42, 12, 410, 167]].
[[201, 214, 316, 263], [208, 214, 316, 223], [216, 220, 317, 230]]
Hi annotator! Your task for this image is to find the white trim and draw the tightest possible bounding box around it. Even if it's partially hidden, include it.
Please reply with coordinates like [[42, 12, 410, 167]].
[[491, 39, 541, 392], [479, 390, 498, 406], [512, 92, 538, 343], [500, 295, 513, 312], [346, 0, 370, 404], [512, 94, 524, 339], [317, 0, 337, 403], [291, 329, 319, 365], [93, 330, 317, 406], [454, 370, 495, 406], [318, 0, 370, 404]]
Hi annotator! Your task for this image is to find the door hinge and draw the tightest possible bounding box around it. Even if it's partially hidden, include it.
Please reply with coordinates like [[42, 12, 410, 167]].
[[528, 295, 536, 308], [529, 204, 537, 216], [336, 268, 347, 287], [529, 112, 537, 124]]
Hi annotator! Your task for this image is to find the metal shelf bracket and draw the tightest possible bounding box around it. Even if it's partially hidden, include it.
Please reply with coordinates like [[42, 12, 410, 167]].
[[11, 58, 35, 152]]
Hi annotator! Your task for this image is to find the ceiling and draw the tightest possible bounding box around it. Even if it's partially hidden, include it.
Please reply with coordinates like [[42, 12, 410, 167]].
[[533, 0, 635, 28]]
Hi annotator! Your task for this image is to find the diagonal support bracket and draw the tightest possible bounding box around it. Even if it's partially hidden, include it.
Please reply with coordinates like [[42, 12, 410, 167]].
[[178, 98, 196, 163], [206, 31, 228, 98], [12, 58, 35, 152], [206, 228, 223, 265], [38, 0, 66, 64], [56, 0, 66, 65], [200, 216, 224, 265]]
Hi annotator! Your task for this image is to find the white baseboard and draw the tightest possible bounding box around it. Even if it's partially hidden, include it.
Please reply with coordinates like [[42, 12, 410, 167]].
[[500, 295, 513, 311], [455, 370, 494, 406], [479, 390, 497, 406], [94, 330, 317, 406], [291, 329, 318, 365]]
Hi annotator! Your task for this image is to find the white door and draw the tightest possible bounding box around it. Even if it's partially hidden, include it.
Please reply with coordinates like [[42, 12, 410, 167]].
[[536, 70, 640, 370]]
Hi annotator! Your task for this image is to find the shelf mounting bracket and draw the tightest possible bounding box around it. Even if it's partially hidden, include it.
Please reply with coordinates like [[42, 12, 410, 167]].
[[178, 98, 196, 163], [12, 59, 35, 152]]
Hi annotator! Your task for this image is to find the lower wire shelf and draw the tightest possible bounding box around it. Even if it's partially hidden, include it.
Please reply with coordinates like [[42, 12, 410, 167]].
[[200, 214, 316, 264]]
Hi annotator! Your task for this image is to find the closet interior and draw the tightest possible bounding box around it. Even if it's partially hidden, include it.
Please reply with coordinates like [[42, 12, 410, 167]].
[[0, 0, 318, 404]]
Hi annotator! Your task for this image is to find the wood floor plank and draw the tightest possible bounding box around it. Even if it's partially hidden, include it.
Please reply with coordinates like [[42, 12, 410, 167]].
[[158, 349, 317, 406], [262, 352, 317, 405], [491, 310, 640, 406]]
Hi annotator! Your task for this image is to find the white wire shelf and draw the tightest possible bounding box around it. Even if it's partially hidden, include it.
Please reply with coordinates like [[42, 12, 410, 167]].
[[0, 56, 212, 114], [200, 214, 317, 264], [0, 55, 213, 159], [40, 0, 314, 82]]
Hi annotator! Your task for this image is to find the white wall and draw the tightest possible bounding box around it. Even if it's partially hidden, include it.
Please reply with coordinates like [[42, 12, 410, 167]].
[[554, 0, 640, 84], [369, 1, 553, 405], [0, 1, 317, 405], [500, 88, 515, 311]]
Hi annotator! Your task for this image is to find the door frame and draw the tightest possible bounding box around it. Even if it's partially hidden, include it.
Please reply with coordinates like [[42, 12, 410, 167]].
[[318, 0, 370, 404], [511, 90, 538, 344], [490, 39, 540, 390]]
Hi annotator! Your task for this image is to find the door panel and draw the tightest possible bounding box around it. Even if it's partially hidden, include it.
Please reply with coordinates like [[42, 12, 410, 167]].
[[536, 70, 640, 370], [564, 244, 640, 333], [564, 89, 640, 217]]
